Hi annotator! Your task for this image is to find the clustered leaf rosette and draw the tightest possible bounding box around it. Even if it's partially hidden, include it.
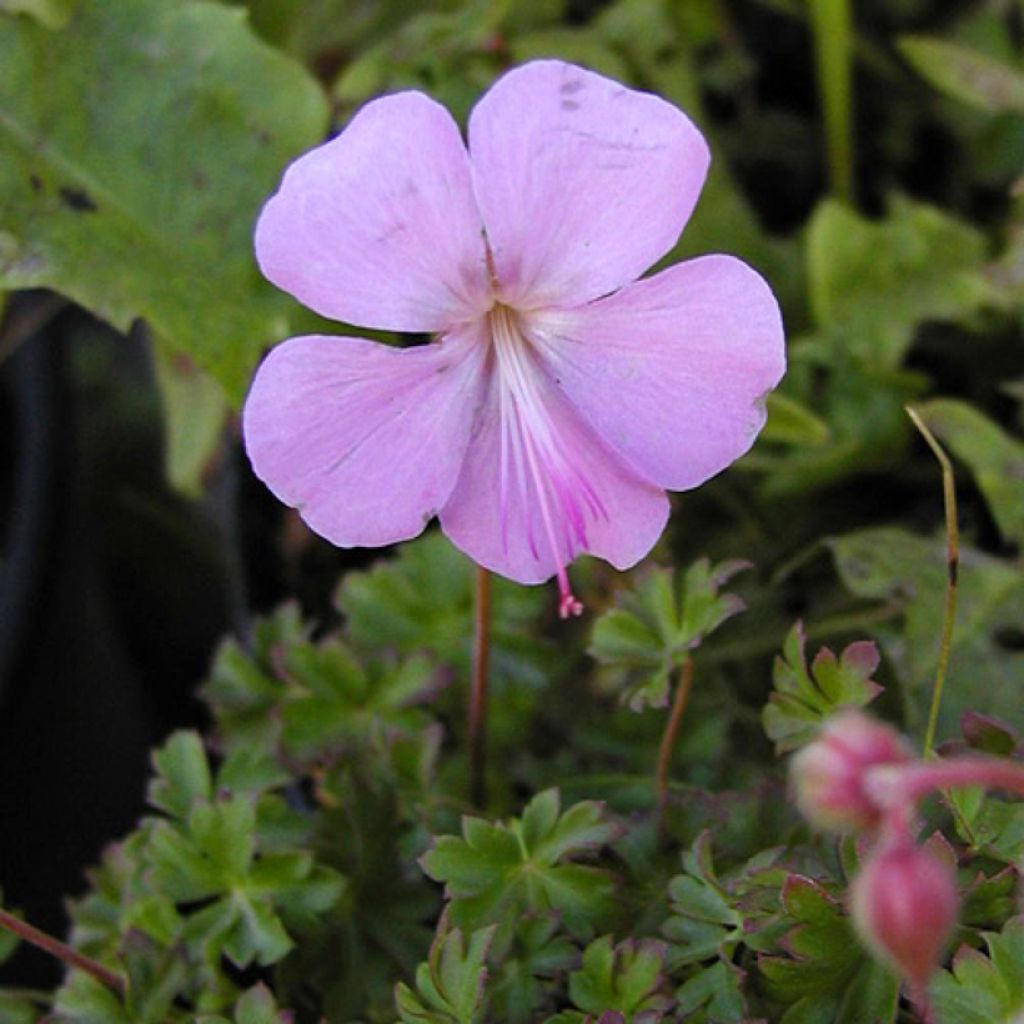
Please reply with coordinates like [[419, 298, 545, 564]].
[[243, 60, 786, 615]]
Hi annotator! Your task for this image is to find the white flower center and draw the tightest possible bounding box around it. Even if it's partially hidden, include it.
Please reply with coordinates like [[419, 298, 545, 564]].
[[487, 304, 606, 617]]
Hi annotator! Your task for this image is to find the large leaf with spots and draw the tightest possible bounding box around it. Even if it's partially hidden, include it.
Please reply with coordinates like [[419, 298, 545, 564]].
[[0, 0, 328, 401]]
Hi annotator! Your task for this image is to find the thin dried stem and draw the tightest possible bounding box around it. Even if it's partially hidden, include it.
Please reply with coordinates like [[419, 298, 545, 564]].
[[657, 657, 695, 819], [468, 565, 493, 808], [905, 407, 959, 758], [0, 907, 125, 997]]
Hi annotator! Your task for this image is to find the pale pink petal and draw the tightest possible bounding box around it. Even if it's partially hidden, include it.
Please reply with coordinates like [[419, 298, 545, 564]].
[[255, 92, 490, 332], [243, 332, 487, 547], [439, 355, 669, 587], [528, 255, 786, 491], [468, 60, 709, 308]]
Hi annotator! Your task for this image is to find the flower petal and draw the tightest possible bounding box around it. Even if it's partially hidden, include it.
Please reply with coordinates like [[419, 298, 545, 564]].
[[439, 363, 669, 585], [530, 255, 786, 491], [255, 92, 489, 332], [468, 60, 709, 308], [243, 332, 487, 547]]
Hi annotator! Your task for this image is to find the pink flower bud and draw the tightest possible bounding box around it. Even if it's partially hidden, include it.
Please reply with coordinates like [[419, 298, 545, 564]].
[[791, 710, 913, 833], [850, 838, 958, 995]]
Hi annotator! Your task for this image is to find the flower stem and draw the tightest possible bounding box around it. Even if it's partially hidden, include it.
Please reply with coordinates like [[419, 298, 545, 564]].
[[809, 0, 854, 202], [468, 565, 493, 808], [906, 407, 959, 757], [873, 757, 1024, 807], [0, 907, 125, 997], [657, 657, 695, 818]]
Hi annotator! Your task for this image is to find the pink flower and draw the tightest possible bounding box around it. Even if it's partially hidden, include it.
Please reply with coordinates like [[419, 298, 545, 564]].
[[244, 61, 785, 616], [790, 710, 914, 834], [849, 836, 958, 1000]]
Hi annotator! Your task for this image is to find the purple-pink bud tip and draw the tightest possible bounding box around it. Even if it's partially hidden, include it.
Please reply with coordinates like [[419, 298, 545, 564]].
[[791, 710, 913, 834], [849, 837, 958, 996]]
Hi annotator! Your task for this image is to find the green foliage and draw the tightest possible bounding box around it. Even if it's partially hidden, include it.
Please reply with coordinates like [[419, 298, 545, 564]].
[[917, 399, 1024, 548], [807, 197, 997, 369], [421, 790, 620, 944], [152, 347, 229, 498], [203, 604, 436, 762], [566, 935, 671, 1018], [899, 36, 1024, 115], [337, 532, 548, 689], [395, 921, 496, 1024], [759, 875, 901, 1023], [0, 0, 75, 28], [488, 916, 576, 1024], [828, 527, 1024, 735], [589, 559, 748, 710], [763, 622, 883, 754], [929, 917, 1024, 1024], [0, 0, 329, 401]]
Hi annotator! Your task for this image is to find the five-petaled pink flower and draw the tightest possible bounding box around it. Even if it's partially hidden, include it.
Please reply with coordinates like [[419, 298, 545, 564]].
[[244, 61, 786, 617]]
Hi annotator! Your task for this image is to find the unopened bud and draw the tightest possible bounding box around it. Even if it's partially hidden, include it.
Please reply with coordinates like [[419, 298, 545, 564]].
[[850, 838, 958, 995], [791, 710, 913, 833]]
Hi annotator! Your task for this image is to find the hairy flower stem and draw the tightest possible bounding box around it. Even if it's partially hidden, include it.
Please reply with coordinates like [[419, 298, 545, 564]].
[[906, 407, 959, 758], [657, 657, 695, 822], [469, 566, 493, 808], [0, 907, 125, 997]]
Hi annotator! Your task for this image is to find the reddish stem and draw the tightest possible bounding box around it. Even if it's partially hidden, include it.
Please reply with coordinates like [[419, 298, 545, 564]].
[[0, 908, 125, 997], [656, 657, 694, 820], [869, 757, 1024, 809], [468, 566, 492, 808]]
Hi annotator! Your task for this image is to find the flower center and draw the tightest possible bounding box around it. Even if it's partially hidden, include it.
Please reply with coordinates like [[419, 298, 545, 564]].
[[487, 304, 606, 618]]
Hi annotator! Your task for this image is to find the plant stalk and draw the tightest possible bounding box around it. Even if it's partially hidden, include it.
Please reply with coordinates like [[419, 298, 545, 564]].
[[906, 407, 959, 757], [809, 0, 854, 202], [657, 657, 695, 817], [468, 565, 492, 808], [0, 908, 125, 997]]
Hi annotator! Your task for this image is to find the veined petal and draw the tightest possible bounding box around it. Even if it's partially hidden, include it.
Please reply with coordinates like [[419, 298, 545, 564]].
[[243, 331, 487, 548], [256, 92, 490, 332], [530, 255, 786, 491], [468, 60, 709, 308], [440, 313, 668, 594]]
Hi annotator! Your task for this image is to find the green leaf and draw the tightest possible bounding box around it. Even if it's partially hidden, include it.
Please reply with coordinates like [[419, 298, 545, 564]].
[[675, 959, 747, 1023], [761, 392, 832, 448], [420, 789, 619, 943], [122, 929, 189, 1024], [807, 197, 997, 368], [0, 989, 37, 1024], [916, 399, 1024, 548], [589, 559, 749, 711], [762, 622, 883, 754], [148, 731, 213, 821], [899, 36, 1024, 115], [488, 915, 577, 1024], [828, 527, 1024, 735], [152, 345, 228, 498], [0, 0, 75, 28], [567, 935, 671, 1017], [930, 917, 1024, 1024], [234, 984, 292, 1024], [0, 0, 329, 401], [337, 532, 547, 689], [760, 875, 900, 1024], [53, 971, 131, 1024], [395, 921, 496, 1024]]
